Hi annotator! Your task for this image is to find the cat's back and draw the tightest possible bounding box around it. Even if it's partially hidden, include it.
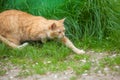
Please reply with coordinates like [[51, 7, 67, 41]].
[[0, 10, 18, 15], [0, 10, 31, 16], [0, 10, 34, 35], [0, 10, 46, 24], [0, 10, 35, 28], [0, 10, 34, 21]]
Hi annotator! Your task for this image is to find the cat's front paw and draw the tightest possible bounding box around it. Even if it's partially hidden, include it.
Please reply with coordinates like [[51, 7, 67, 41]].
[[74, 48, 85, 54]]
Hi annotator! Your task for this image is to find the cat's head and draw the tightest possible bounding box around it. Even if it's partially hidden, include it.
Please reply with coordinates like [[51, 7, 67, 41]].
[[47, 18, 65, 39]]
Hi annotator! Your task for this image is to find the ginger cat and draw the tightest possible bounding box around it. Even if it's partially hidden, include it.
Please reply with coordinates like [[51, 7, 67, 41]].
[[0, 10, 85, 54]]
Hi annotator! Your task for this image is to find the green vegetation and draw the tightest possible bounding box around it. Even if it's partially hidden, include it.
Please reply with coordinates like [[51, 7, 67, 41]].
[[0, 41, 90, 75], [99, 54, 120, 68], [70, 76, 77, 80], [0, 70, 6, 76], [0, 0, 120, 77]]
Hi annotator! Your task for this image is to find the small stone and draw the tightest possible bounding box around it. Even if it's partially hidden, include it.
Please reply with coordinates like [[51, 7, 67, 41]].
[[98, 70, 102, 74], [91, 59, 95, 62], [111, 54, 117, 58], [81, 59, 86, 63], [104, 67, 109, 71], [99, 53, 103, 55], [115, 66, 119, 69], [64, 76, 67, 79], [35, 62, 38, 65], [10, 76, 13, 79], [44, 61, 51, 64], [84, 70, 88, 73], [54, 75, 58, 78], [47, 61, 51, 64], [82, 73, 88, 76]]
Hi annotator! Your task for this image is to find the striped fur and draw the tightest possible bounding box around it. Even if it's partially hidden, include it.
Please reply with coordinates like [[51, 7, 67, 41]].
[[0, 10, 85, 54]]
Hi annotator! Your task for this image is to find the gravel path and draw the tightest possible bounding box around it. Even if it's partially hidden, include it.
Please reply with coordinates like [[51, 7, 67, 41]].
[[0, 51, 120, 80]]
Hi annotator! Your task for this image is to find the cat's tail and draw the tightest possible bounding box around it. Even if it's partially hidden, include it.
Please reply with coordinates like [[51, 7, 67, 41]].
[[0, 35, 28, 48], [0, 35, 18, 48]]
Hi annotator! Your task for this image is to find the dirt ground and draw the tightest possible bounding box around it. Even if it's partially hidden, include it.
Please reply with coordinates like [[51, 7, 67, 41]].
[[0, 68, 120, 80], [0, 51, 120, 80]]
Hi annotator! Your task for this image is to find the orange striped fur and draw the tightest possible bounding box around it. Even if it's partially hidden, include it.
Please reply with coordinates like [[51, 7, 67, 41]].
[[0, 10, 85, 54]]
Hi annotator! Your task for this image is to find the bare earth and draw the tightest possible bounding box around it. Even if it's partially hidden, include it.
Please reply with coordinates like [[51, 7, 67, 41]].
[[0, 51, 120, 80]]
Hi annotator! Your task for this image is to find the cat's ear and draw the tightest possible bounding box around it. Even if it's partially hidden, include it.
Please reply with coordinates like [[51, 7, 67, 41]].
[[50, 23, 56, 30], [59, 18, 66, 23]]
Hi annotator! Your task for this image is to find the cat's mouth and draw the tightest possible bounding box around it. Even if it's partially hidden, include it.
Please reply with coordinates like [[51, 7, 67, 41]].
[[49, 34, 65, 40], [58, 35, 65, 39]]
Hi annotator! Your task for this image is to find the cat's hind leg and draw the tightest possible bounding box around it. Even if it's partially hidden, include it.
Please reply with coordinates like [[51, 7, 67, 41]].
[[17, 42, 28, 49], [0, 35, 28, 49]]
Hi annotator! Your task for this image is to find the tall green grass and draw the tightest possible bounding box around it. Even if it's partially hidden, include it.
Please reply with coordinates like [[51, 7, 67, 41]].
[[0, 0, 120, 50]]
